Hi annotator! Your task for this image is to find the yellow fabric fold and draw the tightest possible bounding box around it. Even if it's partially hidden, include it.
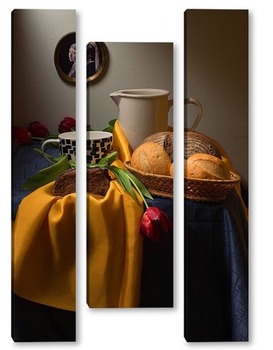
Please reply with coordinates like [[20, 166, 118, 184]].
[[113, 120, 132, 162], [87, 180, 143, 308], [12, 182, 76, 311], [84, 122, 143, 307]]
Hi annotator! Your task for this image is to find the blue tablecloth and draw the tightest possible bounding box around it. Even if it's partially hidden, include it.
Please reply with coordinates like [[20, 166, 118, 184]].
[[12, 141, 59, 220], [184, 191, 248, 341]]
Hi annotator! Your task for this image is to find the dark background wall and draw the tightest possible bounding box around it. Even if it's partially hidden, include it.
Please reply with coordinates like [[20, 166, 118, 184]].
[[185, 10, 248, 186]]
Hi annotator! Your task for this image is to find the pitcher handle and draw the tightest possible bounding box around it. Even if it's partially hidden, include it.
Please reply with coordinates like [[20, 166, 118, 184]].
[[184, 97, 203, 131], [168, 99, 173, 111]]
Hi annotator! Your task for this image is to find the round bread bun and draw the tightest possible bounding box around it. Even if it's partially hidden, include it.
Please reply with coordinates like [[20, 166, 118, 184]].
[[185, 153, 230, 180], [141, 131, 173, 162], [131, 141, 171, 176], [170, 163, 174, 177]]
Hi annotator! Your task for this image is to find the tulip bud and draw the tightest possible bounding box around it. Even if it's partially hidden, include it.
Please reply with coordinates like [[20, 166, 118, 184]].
[[28, 121, 49, 138], [13, 126, 32, 145], [138, 207, 172, 242], [58, 116, 76, 133]]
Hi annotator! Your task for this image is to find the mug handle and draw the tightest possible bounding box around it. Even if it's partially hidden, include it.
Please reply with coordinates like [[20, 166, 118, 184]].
[[184, 97, 203, 131], [41, 138, 60, 152]]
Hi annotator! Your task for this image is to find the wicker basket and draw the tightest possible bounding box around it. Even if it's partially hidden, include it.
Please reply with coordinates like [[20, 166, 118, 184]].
[[184, 171, 241, 202], [124, 161, 173, 199], [184, 98, 241, 202], [184, 131, 222, 159]]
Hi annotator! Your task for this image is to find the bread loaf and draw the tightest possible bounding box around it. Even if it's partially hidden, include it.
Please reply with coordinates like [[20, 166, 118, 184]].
[[185, 153, 230, 180], [141, 131, 173, 162], [53, 167, 111, 196], [169, 163, 174, 177], [86, 167, 111, 195], [131, 141, 172, 176], [184, 131, 221, 160], [53, 169, 77, 196]]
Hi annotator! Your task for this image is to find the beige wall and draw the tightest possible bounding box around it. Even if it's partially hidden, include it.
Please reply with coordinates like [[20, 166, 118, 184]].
[[12, 13, 173, 137], [12, 9, 76, 134], [185, 10, 248, 186], [87, 42, 173, 131]]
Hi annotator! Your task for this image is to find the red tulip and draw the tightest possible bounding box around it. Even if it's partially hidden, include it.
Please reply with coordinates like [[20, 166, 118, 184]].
[[28, 121, 49, 138], [138, 207, 172, 242], [58, 116, 76, 133], [13, 126, 32, 145]]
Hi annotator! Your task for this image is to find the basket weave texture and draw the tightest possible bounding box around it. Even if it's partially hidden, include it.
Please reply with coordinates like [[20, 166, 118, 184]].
[[184, 131, 222, 159], [184, 172, 241, 202], [124, 161, 173, 199]]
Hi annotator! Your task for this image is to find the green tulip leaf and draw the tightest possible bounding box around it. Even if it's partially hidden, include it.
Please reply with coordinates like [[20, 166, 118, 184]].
[[126, 171, 154, 200], [109, 118, 117, 126], [97, 151, 118, 166], [108, 166, 138, 202], [22, 155, 70, 190], [33, 148, 64, 164]]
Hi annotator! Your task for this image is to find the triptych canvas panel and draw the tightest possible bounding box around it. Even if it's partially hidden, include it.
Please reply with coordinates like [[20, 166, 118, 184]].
[[11, 8, 248, 342], [184, 10, 248, 341]]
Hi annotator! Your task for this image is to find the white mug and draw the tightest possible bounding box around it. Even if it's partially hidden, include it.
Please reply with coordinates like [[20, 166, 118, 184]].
[[41, 131, 113, 164]]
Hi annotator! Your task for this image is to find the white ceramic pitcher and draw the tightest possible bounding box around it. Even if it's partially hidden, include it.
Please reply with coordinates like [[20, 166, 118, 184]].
[[110, 88, 173, 150]]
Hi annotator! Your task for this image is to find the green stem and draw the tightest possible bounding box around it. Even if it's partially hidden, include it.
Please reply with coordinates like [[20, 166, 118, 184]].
[[127, 175, 149, 209]]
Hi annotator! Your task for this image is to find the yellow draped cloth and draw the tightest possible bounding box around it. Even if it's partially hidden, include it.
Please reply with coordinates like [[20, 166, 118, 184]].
[[12, 121, 144, 311], [12, 185, 76, 311], [87, 181, 143, 308], [87, 121, 143, 307]]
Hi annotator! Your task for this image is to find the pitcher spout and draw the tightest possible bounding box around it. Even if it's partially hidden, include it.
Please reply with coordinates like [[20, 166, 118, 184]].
[[110, 91, 122, 106]]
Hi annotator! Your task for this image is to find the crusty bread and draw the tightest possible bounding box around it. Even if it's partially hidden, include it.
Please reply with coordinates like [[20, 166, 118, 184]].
[[184, 131, 222, 160], [53, 169, 77, 196], [169, 163, 174, 177], [141, 131, 173, 162], [185, 153, 230, 180], [86, 167, 111, 195], [53, 167, 110, 196], [131, 141, 172, 176]]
